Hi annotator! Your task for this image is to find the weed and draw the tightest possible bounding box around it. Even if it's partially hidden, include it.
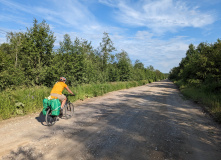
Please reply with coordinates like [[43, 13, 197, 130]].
[[0, 81, 150, 120]]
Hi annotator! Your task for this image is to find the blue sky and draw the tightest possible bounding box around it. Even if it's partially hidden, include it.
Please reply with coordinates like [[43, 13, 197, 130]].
[[0, 0, 221, 73]]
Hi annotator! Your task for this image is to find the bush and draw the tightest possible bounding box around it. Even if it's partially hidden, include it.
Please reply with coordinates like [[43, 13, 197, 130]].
[[0, 80, 151, 121], [0, 86, 50, 120]]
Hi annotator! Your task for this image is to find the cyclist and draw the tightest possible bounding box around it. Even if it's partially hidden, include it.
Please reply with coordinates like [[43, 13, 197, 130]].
[[50, 77, 75, 110]]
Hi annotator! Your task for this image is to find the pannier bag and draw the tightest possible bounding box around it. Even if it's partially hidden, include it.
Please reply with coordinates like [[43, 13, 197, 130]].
[[50, 99, 61, 116], [42, 98, 61, 116], [42, 98, 49, 115]]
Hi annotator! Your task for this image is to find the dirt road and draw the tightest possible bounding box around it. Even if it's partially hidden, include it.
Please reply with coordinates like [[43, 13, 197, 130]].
[[0, 80, 221, 160]]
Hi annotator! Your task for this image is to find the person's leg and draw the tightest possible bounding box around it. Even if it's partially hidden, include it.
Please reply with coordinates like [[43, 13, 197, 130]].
[[56, 94, 66, 117], [50, 93, 66, 108], [61, 97, 67, 109]]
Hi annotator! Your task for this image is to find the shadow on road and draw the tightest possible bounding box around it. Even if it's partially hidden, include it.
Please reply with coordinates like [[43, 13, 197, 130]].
[[35, 112, 46, 126], [4, 80, 221, 160], [3, 147, 43, 160]]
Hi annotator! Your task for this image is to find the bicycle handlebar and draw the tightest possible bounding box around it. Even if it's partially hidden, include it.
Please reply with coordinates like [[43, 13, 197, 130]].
[[64, 94, 75, 97]]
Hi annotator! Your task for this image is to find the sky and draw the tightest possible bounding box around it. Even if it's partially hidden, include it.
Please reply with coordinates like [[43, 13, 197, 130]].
[[0, 0, 221, 73]]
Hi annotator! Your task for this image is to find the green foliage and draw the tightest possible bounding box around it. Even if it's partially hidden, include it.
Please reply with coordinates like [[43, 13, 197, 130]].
[[169, 39, 221, 91], [180, 87, 221, 123], [0, 86, 50, 120], [169, 39, 221, 123], [0, 19, 56, 88], [22, 19, 56, 85], [0, 19, 166, 120], [0, 81, 149, 120], [116, 50, 132, 81], [0, 19, 165, 91], [99, 32, 116, 73]]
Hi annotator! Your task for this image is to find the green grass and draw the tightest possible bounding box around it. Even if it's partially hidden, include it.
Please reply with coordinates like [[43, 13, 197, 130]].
[[174, 81, 221, 123], [0, 80, 150, 121], [0, 86, 50, 120]]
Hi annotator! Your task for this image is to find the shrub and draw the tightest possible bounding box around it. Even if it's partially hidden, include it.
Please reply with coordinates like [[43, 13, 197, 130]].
[[0, 80, 151, 120]]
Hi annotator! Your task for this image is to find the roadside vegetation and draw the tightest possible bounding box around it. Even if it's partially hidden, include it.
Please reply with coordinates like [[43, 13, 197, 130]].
[[0, 80, 152, 120], [0, 19, 166, 120], [169, 40, 221, 123]]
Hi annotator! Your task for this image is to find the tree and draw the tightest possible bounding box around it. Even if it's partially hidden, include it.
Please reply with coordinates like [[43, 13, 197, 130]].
[[99, 32, 116, 81], [169, 39, 221, 92], [22, 19, 56, 85], [133, 59, 145, 80], [116, 50, 132, 81], [134, 59, 144, 69], [0, 18, 166, 90], [0, 43, 25, 90], [58, 34, 74, 55], [6, 32, 25, 68]]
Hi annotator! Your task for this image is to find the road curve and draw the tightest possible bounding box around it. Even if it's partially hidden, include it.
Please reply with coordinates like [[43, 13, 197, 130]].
[[1, 80, 221, 160]]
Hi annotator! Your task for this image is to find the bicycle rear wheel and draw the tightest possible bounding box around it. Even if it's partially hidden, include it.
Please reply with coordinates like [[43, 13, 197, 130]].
[[64, 102, 74, 119], [45, 108, 57, 126]]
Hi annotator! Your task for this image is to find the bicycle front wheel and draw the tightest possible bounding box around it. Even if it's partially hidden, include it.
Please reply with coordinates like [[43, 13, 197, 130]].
[[64, 102, 74, 119], [45, 108, 57, 126]]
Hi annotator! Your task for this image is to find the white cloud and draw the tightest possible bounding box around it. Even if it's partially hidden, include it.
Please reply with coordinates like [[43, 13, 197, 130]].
[[98, 0, 119, 7], [111, 33, 189, 73], [0, 0, 33, 14], [53, 25, 192, 73], [0, 0, 101, 32], [0, 0, 217, 73], [135, 31, 154, 40], [104, 0, 216, 33]]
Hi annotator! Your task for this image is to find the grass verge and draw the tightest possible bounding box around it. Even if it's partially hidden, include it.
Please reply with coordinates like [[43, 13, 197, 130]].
[[174, 82, 221, 123], [0, 80, 150, 121]]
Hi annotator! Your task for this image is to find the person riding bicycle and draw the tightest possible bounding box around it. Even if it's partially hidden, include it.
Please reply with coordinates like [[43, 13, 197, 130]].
[[50, 77, 75, 110]]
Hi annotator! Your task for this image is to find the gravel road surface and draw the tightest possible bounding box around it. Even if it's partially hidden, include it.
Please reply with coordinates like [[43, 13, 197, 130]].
[[0, 80, 221, 160]]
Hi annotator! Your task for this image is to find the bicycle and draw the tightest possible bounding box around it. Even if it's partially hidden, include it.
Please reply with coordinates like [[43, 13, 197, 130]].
[[62, 94, 75, 119], [45, 106, 57, 126], [45, 94, 75, 126]]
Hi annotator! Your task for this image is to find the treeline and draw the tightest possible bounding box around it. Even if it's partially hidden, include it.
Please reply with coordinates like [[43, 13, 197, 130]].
[[169, 39, 221, 92], [0, 19, 165, 91], [169, 40, 221, 122]]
